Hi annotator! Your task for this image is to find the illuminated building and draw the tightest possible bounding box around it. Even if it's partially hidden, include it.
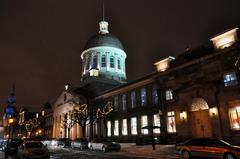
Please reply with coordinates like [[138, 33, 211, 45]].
[[52, 26, 240, 144]]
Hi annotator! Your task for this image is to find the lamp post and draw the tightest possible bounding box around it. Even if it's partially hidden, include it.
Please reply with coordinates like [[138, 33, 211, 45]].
[[7, 118, 14, 141]]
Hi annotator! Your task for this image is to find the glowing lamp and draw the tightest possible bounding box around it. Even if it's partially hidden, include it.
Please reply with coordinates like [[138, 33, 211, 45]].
[[65, 85, 69, 91], [8, 118, 14, 124], [154, 56, 175, 72], [211, 28, 238, 50], [180, 111, 187, 121], [209, 107, 218, 117], [89, 68, 99, 77]]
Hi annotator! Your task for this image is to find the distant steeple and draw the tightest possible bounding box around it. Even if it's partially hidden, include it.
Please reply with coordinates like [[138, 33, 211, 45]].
[[99, 0, 109, 34]]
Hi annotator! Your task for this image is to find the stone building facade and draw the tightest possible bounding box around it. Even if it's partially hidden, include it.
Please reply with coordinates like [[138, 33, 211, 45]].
[[52, 24, 240, 144]]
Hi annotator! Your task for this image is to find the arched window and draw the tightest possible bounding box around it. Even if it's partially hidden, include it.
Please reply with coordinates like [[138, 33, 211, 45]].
[[117, 58, 121, 70], [191, 98, 209, 112], [92, 54, 98, 68], [110, 56, 114, 68], [101, 55, 106, 67]]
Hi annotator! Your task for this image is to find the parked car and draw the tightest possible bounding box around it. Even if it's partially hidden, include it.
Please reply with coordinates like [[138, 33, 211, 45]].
[[175, 138, 240, 159], [51, 138, 71, 147], [71, 138, 88, 150], [42, 139, 54, 147], [88, 139, 120, 152], [4, 138, 23, 158], [17, 141, 50, 159], [0, 139, 7, 151]]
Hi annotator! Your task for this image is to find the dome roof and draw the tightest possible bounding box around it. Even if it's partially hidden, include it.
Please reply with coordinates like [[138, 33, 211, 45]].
[[84, 33, 124, 50]]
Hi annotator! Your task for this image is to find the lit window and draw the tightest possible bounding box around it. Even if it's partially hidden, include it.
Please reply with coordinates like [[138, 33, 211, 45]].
[[122, 94, 127, 112], [122, 119, 128, 135], [224, 72, 238, 87], [152, 86, 158, 106], [114, 96, 118, 112], [166, 89, 173, 100], [153, 114, 160, 134], [141, 88, 147, 106], [101, 55, 106, 67], [229, 107, 240, 130], [92, 54, 98, 68], [167, 111, 176, 133], [114, 120, 119, 136], [117, 58, 121, 70], [141, 115, 148, 135], [110, 56, 114, 68], [131, 117, 137, 135], [107, 121, 111, 137], [131, 91, 136, 109]]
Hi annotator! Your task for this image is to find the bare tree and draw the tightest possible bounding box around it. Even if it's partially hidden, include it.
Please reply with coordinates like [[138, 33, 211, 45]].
[[96, 101, 113, 137], [70, 104, 89, 138]]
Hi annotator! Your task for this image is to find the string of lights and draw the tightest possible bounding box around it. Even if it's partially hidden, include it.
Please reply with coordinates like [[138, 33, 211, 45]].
[[96, 101, 113, 119]]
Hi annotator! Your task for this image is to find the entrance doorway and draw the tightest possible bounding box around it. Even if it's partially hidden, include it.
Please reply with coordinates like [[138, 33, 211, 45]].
[[190, 98, 212, 138]]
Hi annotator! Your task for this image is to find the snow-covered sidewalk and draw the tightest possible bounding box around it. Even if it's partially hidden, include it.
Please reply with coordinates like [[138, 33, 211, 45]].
[[120, 144, 177, 159]]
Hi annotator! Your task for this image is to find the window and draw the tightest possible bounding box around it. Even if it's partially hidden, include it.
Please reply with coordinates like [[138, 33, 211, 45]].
[[92, 54, 98, 68], [101, 55, 106, 67], [131, 117, 137, 135], [117, 58, 121, 69], [152, 86, 158, 106], [224, 72, 238, 87], [114, 120, 119, 136], [110, 56, 114, 68], [141, 115, 148, 135], [166, 89, 173, 100], [114, 96, 118, 112], [167, 111, 176, 133], [131, 91, 136, 109], [86, 55, 91, 70], [229, 107, 240, 130], [153, 114, 160, 134], [141, 88, 147, 106], [122, 94, 127, 112], [107, 121, 111, 137], [122, 119, 128, 135]]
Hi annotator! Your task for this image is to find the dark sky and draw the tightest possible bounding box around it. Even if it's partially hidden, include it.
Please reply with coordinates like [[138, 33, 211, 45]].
[[0, 0, 239, 113]]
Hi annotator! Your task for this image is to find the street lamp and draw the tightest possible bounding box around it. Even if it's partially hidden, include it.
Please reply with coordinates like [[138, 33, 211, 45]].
[[7, 118, 14, 141]]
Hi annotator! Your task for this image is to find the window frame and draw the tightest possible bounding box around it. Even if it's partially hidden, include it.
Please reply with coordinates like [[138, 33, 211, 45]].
[[110, 56, 115, 68], [131, 117, 138, 135], [223, 71, 238, 87], [167, 111, 176, 133], [101, 54, 106, 67]]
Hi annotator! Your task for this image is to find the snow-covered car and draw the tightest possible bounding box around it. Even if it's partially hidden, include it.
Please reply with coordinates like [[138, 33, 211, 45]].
[[17, 141, 50, 159], [71, 138, 88, 150], [88, 139, 120, 152]]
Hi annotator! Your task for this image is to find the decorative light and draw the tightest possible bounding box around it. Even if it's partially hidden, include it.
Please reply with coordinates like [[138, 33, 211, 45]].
[[42, 110, 45, 116], [65, 84, 69, 91], [180, 111, 187, 121], [154, 56, 175, 72], [97, 102, 113, 119], [25, 118, 40, 132], [8, 118, 14, 124], [36, 113, 39, 118], [211, 28, 238, 50], [209, 107, 218, 117]]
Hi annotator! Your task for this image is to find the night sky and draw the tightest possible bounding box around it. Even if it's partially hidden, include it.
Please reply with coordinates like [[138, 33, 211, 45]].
[[0, 0, 239, 113]]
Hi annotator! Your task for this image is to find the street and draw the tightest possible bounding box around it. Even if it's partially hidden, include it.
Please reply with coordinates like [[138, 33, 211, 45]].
[[0, 144, 178, 159]]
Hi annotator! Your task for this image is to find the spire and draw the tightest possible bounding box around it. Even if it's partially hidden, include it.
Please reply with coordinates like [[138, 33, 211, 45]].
[[102, 0, 105, 21], [99, 0, 109, 34]]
